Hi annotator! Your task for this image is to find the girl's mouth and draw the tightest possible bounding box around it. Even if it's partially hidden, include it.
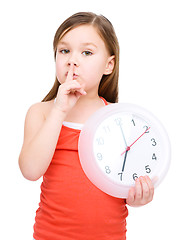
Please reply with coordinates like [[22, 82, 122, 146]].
[[66, 72, 78, 80], [73, 73, 78, 80]]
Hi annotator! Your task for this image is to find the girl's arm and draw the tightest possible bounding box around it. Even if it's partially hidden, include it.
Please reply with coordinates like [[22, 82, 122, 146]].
[[18, 103, 66, 181], [19, 64, 86, 181]]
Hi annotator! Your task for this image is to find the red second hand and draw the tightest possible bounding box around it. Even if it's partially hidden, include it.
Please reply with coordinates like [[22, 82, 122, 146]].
[[121, 127, 151, 156]]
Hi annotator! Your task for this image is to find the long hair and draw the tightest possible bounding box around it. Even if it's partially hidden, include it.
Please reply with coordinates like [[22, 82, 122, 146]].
[[42, 12, 120, 103]]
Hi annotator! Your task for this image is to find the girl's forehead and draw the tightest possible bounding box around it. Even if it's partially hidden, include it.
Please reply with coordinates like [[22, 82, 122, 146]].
[[59, 25, 104, 46]]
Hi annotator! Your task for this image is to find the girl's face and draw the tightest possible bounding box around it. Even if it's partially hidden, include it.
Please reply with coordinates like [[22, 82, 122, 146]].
[[55, 25, 114, 95]]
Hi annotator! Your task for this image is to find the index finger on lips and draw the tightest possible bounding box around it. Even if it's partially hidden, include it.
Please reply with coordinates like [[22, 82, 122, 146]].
[[66, 64, 74, 82]]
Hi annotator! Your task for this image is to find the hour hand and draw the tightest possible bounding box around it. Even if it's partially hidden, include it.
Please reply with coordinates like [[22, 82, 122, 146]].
[[121, 147, 130, 172]]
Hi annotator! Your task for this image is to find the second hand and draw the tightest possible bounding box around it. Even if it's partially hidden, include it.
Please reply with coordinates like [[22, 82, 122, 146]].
[[121, 127, 151, 156]]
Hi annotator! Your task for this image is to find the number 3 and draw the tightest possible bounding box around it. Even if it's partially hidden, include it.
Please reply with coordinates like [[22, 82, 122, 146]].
[[151, 138, 157, 146]]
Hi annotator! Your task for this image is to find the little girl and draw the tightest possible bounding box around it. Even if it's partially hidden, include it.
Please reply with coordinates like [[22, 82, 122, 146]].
[[19, 12, 154, 240]]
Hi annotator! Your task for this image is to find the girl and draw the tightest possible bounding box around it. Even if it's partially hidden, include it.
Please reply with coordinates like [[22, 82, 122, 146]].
[[19, 12, 154, 240]]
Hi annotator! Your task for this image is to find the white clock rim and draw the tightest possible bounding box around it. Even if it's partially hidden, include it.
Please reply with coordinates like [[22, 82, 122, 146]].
[[78, 103, 171, 198]]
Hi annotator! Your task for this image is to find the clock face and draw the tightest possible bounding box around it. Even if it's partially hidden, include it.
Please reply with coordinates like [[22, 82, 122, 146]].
[[93, 112, 162, 186], [78, 103, 171, 198]]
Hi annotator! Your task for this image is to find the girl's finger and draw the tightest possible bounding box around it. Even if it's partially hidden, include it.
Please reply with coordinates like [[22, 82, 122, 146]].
[[134, 178, 142, 200], [140, 177, 150, 199], [66, 64, 74, 82], [126, 187, 135, 205], [144, 176, 154, 200], [65, 81, 86, 95]]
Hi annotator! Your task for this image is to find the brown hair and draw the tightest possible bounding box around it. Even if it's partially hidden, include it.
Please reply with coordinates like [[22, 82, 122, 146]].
[[42, 12, 120, 103]]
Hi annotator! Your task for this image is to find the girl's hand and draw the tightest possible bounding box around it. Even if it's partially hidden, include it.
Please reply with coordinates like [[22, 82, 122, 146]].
[[54, 64, 87, 113], [126, 176, 154, 207]]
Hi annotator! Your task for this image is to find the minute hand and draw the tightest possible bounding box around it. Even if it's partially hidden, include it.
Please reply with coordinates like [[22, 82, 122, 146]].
[[121, 127, 151, 156]]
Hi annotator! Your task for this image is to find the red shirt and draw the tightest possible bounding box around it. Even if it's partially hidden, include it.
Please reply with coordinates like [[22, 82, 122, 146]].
[[33, 99, 128, 240]]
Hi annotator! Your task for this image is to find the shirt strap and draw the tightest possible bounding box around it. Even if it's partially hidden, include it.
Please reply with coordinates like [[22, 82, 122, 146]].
[[100, 97, 108, 106]]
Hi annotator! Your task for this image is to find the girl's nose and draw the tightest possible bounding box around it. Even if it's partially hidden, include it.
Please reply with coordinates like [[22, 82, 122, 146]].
[[68, 62, 77, 67], [67, 53, 79, 67]]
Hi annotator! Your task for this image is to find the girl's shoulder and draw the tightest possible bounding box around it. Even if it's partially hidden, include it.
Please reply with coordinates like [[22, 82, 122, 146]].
[[23, 100, 54, 144], [27, 100, 54, 120]]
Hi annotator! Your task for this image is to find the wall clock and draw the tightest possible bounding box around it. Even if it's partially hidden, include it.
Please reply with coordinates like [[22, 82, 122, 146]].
[[78, 103, 171, 198]]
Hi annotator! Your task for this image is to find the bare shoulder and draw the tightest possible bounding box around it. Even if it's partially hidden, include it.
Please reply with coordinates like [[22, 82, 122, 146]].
[[26, 100, 54, 120]]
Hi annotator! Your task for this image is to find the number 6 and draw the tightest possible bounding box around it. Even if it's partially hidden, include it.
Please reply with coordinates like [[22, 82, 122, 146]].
[[133, 173, 138, 181]]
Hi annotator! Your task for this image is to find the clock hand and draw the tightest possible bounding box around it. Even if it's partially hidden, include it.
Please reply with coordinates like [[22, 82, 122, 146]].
[[119, 122, 128, 147], [121, 127, 151, 156], [121, 147, 130, 172], [129, 127, 151, 148]]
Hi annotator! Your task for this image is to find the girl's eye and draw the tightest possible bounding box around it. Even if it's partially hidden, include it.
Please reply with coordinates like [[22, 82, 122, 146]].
[[60, 49, 70, 54], [82, 51, 93, 56]]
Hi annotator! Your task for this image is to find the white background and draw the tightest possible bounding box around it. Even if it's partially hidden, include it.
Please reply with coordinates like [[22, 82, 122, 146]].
[[0, 0, 181, 239]]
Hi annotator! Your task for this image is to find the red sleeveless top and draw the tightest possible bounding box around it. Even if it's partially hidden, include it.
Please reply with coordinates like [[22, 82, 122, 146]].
[[33, 98, 128, 240]]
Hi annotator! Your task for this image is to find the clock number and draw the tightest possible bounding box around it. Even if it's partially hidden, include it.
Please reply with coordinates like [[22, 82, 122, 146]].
[[151, 138, 157, 146], [97, 153, 103, 161], [96, 137, 104, 145], [105, 166, 111, 174], [133, 173, 138, 181], [143, 125, 150, 133], [133, 166, 151, 182], [103, 125, 110, 133], [132, 119, 136, 126], [114, 118, 122, 126], [145, 165, 151, 174], [152, 153, 157, 160], [118, 172, 123, 181]]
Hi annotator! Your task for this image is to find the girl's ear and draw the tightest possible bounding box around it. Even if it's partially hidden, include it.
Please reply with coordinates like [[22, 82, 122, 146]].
[[104, 55, 115, 75]]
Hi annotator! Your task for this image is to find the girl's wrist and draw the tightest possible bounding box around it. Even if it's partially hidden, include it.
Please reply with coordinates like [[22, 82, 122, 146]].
[[53, 99, 68, 118]]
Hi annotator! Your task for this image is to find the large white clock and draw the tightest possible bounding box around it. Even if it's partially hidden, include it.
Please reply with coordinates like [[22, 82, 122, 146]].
[[78, 103, 171, 198]]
